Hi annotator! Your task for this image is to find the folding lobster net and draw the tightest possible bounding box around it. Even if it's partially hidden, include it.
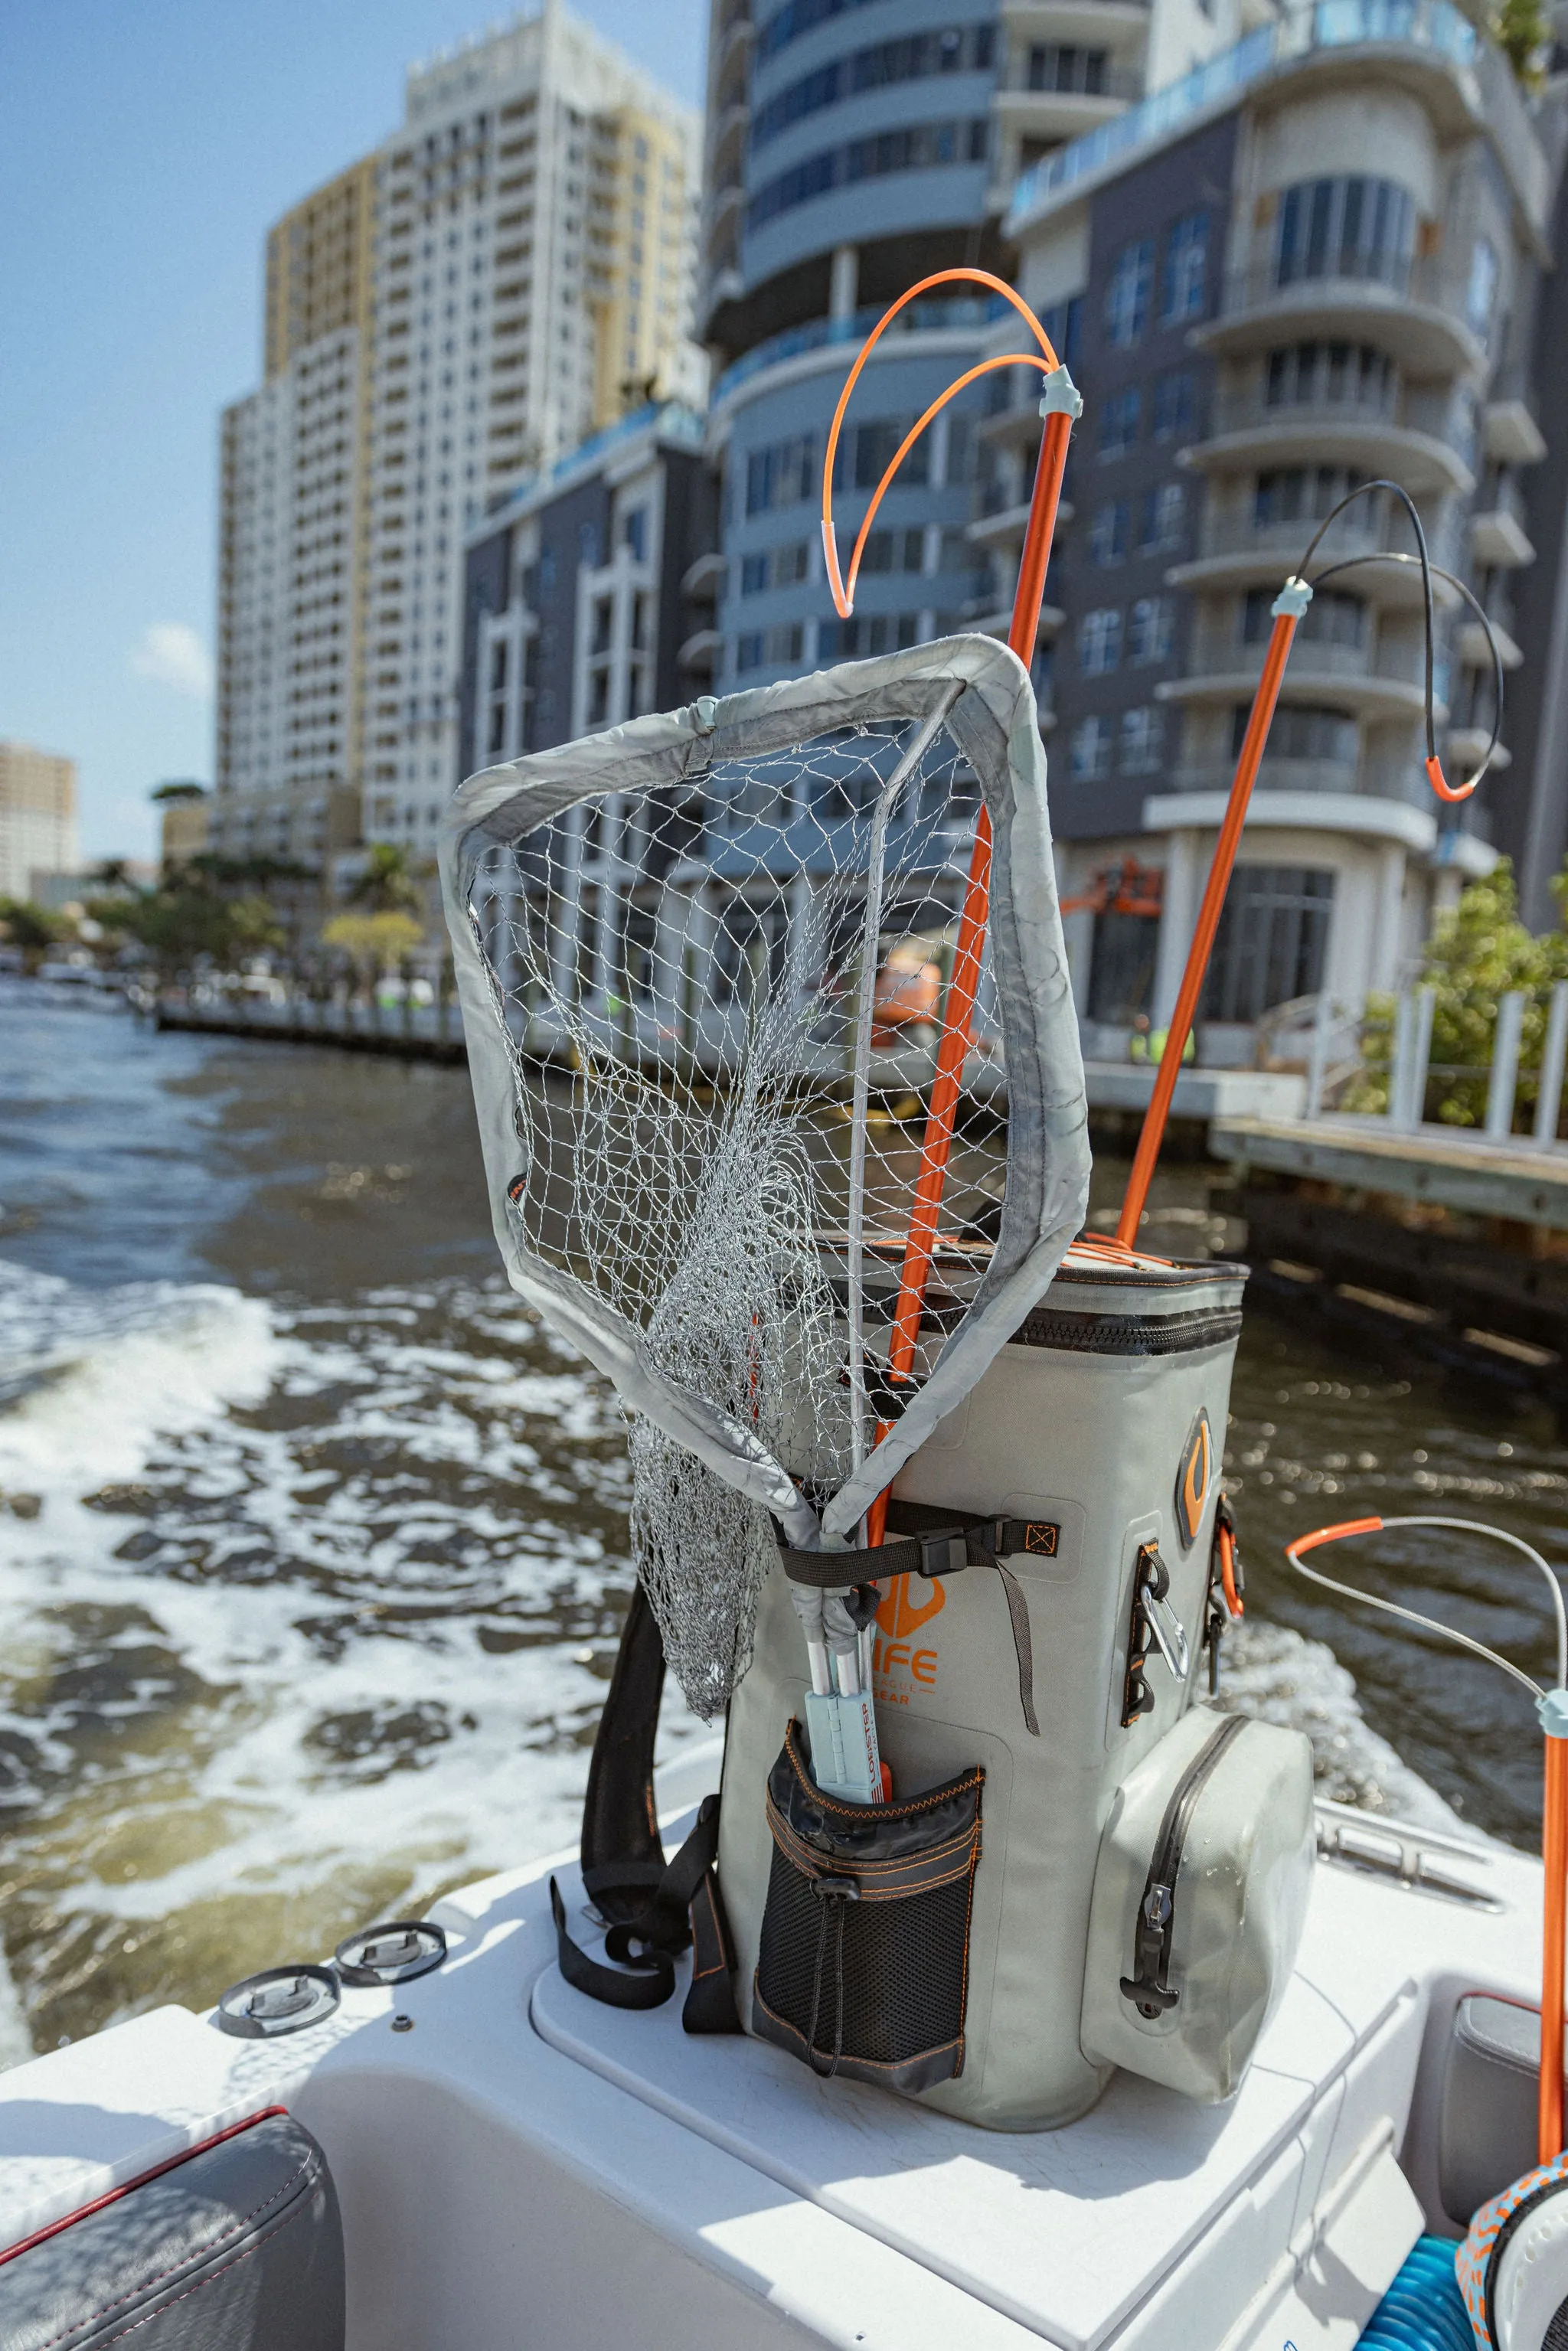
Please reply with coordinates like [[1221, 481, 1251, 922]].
[[440, 635, 1089, 1719]]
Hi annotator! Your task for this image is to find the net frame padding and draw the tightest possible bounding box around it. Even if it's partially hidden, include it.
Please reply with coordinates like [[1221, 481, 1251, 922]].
[[439, 633, 1089, 1553]]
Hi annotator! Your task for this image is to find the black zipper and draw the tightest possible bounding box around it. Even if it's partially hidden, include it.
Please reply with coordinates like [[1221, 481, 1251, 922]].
[[1120, 1713, 1248, 2019]]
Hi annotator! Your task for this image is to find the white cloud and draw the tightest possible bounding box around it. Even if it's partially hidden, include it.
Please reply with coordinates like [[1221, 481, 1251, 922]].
[[130, 622, 212, 700]]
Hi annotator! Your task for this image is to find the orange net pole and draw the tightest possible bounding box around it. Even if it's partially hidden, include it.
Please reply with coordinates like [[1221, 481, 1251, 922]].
[[1116, 597, 1304, 1250], [864, 404, 1076, 1542], [817, 269, 1078, 1545]]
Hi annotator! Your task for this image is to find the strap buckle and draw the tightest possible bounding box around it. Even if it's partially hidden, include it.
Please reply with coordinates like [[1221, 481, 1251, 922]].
[[917, 1529, 969, 1577]]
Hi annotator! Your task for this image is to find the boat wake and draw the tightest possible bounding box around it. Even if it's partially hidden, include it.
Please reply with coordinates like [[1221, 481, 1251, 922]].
[[0, 1254, 1485, 2050]]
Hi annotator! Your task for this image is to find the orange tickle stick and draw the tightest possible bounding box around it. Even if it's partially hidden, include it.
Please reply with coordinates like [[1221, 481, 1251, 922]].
[[864, 404, 1076, 1544], [1116, 590, 1306, 1250], [1544, 1726, 1568, 2162]]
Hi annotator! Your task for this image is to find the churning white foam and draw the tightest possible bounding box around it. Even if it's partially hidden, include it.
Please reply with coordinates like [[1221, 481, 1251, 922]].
[[0, 1252, 1474, 2046], [1220, 1615, 1472, 1837], [0, 1260, 280, 1496]]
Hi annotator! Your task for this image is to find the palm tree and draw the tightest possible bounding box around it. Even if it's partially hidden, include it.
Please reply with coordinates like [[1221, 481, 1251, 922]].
[[347, 843, 423, 916]]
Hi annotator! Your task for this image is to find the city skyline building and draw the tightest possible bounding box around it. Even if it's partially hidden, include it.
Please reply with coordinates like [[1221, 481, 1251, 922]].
[[697, 0, 1267, 719], [213, 0, 703, 874], [458, 400, 717, 780], [999, 5, 1556, 1054], [0, 739, 80, 903]]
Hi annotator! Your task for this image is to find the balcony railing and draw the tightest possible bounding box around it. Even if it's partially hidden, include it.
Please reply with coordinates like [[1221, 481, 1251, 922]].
[[998, 60, 1144, 100], [1185, 632, 1428, 691], [712, 294, 1006, 407], [1217, 251, 1484, 340], [1209, 387, 1399, 436], [1172, 757, 1361, 797], [1008, 0, 1478, 224], [1193, 509, 1387, 563]]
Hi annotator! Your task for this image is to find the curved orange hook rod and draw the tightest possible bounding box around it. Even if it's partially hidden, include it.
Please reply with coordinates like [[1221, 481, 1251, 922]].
[[827, 354, 1057, 622], [821, 266, 1059, 621], [1285, 1511, 1566, 2163], [1425, 752, 1478, 803]]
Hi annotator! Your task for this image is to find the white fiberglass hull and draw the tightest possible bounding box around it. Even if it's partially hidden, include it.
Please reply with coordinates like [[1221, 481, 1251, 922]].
[[0, 1735, 1542, 2351]]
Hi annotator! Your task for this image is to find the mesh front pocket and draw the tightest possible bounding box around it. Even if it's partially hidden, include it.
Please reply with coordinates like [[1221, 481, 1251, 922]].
[[752, 1722, 983, 2095]]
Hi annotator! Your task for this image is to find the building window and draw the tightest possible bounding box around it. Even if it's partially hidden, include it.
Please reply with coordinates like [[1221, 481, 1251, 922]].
[[747, 116, 991, 229], [1235, 700, 1357, 767], [1099, 385, 1140, 457], [1105, 237, 1154, 348], [1266, 341, 1394, 414], [1200, 866, 1334, 1023], [857, 525, 926, 574], [1041, 294, 1083, 370], [1079, 607, 1122, 675], [1275, 176, 1416, 292], [488, 641, 508, 689], [1254, 464, 1368, 528], [1089, 501, 1129, 566], [740, 552, 769, 595], [1139, 482, 1185, 554], [1119, 704, 1164, 774], [1070, 714, 1113, 779], [623, 507, 647, 560], [1161, 212, 1210, 323], [1128, 595, 1174, 664], [1468, 236, 1499, 337], [1027, 43, 1106, 92], [1152, 370, 1194, 441], [736, 621, 805, 673], [1243, 585, 1364, 647], [591, 598, 613, 654], [834, 416, 930, 491], [818, 611, 919, 659], [750, 26, 996, 149], [1089, 900, 1159, 1024], [746, 434, 816, 515]]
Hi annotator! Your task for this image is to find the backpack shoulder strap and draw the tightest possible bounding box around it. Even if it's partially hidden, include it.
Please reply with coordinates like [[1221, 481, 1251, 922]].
[[550, 1582, 740, 2033]]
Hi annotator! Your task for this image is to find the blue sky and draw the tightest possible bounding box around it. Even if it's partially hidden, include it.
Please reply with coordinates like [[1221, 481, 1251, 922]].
[[0, 2, 705, 863]]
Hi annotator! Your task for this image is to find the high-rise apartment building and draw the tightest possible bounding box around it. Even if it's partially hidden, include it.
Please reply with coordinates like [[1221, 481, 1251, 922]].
[[999, 6, 1555, 1050], [214, 160, 376, 868], [699, 0, 1264, 706], [214, 0, 701, 872], [0, 740, 78, 902]]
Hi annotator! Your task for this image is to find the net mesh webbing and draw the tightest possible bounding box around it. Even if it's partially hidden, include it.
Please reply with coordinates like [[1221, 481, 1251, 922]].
[[443, 640, 1089, 1716]]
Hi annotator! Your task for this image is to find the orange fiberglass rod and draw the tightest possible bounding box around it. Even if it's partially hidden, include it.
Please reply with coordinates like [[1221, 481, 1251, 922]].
[[818, 269, 1080, 1544], [1288, 1515, 1568, 2164], [1113, 474, 1488, 1252], [1114, 585, 1308, 1249]]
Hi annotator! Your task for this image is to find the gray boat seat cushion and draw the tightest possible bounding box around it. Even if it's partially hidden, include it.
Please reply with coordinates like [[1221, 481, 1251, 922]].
[[0, 2111, 345, 2350]]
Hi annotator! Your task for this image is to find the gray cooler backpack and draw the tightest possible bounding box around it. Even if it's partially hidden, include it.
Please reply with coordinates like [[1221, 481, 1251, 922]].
[[440, 634, 1315, 2131]]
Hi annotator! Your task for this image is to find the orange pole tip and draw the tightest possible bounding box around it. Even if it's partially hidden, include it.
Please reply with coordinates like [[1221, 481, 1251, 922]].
[[1285, 1516, 1385, 1562], [1426, 752, 1476, 803]]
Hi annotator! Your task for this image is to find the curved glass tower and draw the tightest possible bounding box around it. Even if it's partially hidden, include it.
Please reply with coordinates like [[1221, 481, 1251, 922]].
[[701, 0, 1014, 691], [698, 0, 1266, 696]]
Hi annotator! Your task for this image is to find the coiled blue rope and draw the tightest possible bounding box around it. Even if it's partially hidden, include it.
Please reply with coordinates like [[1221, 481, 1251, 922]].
[[1354, 2235, 1474, 2349]]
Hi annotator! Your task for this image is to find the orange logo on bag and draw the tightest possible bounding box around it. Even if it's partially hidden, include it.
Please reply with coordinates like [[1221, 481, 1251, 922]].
[[1175, 1410, 1212, 1549], [875, 1574, 946, 1638], [1024, 1523, 1060, 1556]]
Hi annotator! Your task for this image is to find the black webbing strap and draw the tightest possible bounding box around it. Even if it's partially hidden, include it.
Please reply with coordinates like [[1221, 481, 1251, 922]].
[[775, 1500, 1048, 1737], [554, 1582, 740, 2032], [775, 1498, 1061, 1587], [551, 1792, 739, 2027]]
